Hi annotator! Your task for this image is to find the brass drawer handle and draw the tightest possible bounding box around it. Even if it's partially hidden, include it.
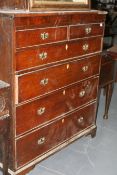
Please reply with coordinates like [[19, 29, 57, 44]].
[[83, 44, 89, 51], [37, 107, 45, 115], [85, 27, 92, 34], [39, 52, 47, 60], [38, 137, 46, 145], [41, 32, 49, 40], [40, 78, 49, 86], [82, 65, 89, 72], [78, 116, 84, 124], [79, 90, 86, 98]]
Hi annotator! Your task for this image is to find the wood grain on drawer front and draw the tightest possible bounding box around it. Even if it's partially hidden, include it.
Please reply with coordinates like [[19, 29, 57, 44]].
[[16, 27, 67, 48], [72, 13, 106, 24], [16, 103, 96, 168], [16, 77, 98, 136], [15, 37, 102, 71], [14, 13, 106, 30], [16, 55, 101, 103], [70, 23, 104, 39]]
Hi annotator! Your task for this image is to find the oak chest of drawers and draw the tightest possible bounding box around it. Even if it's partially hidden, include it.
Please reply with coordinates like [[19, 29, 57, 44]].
[[0, 10, 106, 175]]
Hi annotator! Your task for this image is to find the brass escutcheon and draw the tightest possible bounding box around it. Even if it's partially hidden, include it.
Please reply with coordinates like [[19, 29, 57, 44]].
[[79, 90, 85, 98], [40, 78, 49, 86], [78, 116, 84, 124], [37, 107, 45, 115], [37, 137, 46, 145]]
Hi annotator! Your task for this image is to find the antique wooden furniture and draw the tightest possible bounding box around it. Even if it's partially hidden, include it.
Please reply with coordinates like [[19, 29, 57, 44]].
[[0, 0, 90, 11], [0, 80, 10, 175], [99, 45, 117, 119], [0, 9, 106, 175], [91, 0, 117, 49], [107, 45, 117, 82]]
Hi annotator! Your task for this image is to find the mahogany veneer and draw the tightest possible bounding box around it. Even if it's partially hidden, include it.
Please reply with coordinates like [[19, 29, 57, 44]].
[[0, 10, 106, 175]]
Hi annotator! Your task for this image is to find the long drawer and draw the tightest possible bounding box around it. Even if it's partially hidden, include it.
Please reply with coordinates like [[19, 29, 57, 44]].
[[15, 37, 102, 71], [16, 26, 67, 48], [16, 77, 98, 136], [14, 13, 106, 30], [16, 103, 96, 168], [16, 55, 101, 103]]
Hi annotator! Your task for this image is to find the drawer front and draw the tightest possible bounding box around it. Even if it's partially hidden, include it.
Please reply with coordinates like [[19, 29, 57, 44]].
[[16, 27, 67, 48], [72, 13, 106, 25], [16, 103, 96, 168], [16, 37, 102, 71], [15, 15, 72, 29], [17, 55, 101, 103], [66, 103, 96, 139], [16, 77, 98, 136], [14, 13, 106, 30], [70, 23, 104, 39]]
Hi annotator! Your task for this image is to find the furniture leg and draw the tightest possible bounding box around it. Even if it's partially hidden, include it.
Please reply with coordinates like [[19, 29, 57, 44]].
[[103, 83, 114, 119], [2, 134, 9, 175], [96, 87, 101, 120], [91, 126, 97, 138]]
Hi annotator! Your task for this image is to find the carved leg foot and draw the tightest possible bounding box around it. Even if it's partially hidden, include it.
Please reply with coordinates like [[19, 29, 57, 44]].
[[91, 127, 97, 138], [16, 165, 36, 175], [96, 88, 101, 120], [103, 83, 114, 119]]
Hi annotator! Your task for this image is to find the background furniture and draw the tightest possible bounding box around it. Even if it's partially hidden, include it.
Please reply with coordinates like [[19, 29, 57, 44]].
[[91, 0, 117, 49], [91, 0, 117, 118], [0, 9, 106, 175], [107, 45, 117, 80], [0, 81, 10, 175], [99, 52, 115, 119], [98, 46, 117, 119]]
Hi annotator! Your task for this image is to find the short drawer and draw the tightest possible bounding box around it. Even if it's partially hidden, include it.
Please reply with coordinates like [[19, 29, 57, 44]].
[[16, 103, 96, 168], [70, 23, 104, 39], [16, 27, 67, 48], [16, 55, 101, 103], [16, 77, 98, 136], [15, 37, 102, 71], [72, 13, 106, 24]]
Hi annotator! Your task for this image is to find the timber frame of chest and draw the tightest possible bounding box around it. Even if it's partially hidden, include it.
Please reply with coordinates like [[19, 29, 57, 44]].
[[0, 5, 107, 175]]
